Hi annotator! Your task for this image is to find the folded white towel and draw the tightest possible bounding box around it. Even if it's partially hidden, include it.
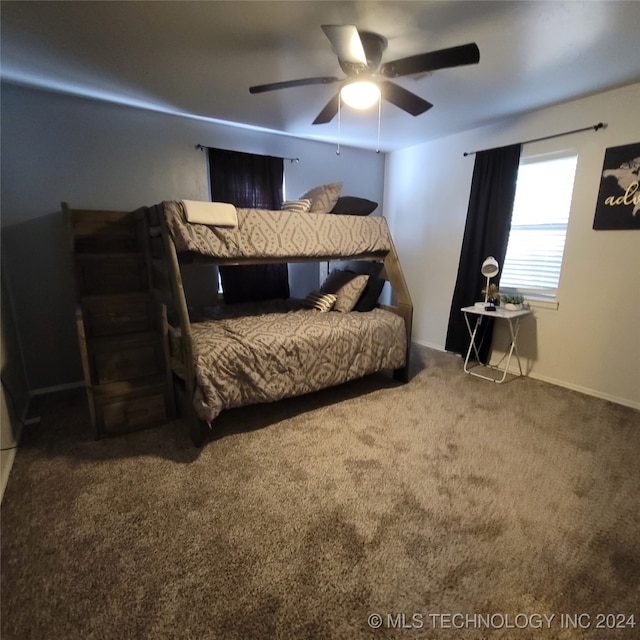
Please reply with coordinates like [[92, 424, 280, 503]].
[[182, 200, 238, 227]]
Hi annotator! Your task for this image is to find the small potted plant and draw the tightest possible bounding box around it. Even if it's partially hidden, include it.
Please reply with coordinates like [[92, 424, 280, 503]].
[[501, 293, 525, 311]]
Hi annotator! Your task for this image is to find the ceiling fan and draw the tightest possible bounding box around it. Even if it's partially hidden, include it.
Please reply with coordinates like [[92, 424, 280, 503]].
[[249, 25, 480, 125]]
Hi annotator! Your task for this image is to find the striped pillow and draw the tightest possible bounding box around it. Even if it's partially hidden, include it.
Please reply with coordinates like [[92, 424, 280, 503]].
[[301, 291, 337, 312], [281, 199, 312, 213]]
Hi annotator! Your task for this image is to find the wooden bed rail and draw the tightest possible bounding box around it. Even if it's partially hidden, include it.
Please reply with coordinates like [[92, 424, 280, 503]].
[[381, 233, 413, 382]]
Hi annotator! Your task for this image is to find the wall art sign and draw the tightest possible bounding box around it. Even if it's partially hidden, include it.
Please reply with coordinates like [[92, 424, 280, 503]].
[[593, 141, 640, 230]]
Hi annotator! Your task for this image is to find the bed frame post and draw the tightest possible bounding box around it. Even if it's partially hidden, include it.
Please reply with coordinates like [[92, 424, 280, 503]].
[[155, 207, 206, 446], [381, 234, 413, 383]]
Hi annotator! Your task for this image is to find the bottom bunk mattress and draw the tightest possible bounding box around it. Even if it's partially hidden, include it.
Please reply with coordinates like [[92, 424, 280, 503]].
[[187, 300, 407, 424]]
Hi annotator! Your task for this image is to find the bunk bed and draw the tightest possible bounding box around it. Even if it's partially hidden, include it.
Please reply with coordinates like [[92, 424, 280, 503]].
[[140, 200, 413, 446]]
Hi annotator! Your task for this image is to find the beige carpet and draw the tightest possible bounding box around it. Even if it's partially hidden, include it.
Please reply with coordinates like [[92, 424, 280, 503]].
[[2, 345, 639, 639]]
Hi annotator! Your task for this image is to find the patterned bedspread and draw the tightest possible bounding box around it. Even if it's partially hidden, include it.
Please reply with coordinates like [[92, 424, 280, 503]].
[[162, 200, 391, 260], [188, 301, 406, 424]]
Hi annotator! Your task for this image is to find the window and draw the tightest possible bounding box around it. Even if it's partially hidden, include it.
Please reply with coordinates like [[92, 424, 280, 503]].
[[500, 151, 578, 302]]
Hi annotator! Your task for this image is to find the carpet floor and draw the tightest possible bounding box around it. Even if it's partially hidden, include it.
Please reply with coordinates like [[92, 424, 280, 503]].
[[2, 345, 639, 639]]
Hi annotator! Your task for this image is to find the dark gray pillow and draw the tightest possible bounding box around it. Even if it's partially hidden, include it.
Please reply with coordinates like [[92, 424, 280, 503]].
[[330, 196, 378, 216], [354, 277, 385, 312]]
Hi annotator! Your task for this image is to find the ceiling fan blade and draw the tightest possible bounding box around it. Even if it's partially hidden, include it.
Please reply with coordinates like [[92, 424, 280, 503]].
[[379, 81, 433, 116], [250, 76, 339, 94], [312, 93, 340, 125], [321, 24, 367, 65], [380, 43, 480, 78]]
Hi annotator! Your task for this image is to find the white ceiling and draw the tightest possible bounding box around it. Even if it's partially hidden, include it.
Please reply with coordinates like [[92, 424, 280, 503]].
[[2, 1, 639, 151]]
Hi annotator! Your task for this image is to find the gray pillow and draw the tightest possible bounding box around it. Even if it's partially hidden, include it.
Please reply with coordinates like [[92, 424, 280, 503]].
[[320, 270, 369, 312], [300, 183, 343, 213]]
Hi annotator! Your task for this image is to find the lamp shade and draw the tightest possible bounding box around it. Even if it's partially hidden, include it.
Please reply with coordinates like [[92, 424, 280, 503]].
[[481, 256, 499, 278], [340, 81, 381, 110]]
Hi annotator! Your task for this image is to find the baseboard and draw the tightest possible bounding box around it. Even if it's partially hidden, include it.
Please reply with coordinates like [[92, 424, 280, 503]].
[[412, 338, 446, 352], [411, 341, 639, 411], [525, 371, 640, 411], [30, 381, 85, 397], [486, 352, 640, 411], [1, 382, 84, 500], [1, 402, 26, 504], [1, 446, 18, 502]]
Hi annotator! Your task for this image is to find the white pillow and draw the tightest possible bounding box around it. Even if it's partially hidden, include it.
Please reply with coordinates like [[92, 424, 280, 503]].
[[182, 200, 238, 227]]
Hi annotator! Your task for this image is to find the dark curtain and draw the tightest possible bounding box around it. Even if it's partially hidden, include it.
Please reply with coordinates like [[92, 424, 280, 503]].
[[445, 143, 521, 363], [207, 147, 289, 304]]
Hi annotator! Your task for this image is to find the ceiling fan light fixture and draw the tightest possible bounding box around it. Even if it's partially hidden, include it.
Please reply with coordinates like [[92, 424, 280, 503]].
[[340, 81, 380, 110], [249, 25, 480, 125]]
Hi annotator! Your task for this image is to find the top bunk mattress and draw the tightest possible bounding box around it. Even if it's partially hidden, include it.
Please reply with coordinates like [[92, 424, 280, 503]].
[[159, 200, 392, 261]]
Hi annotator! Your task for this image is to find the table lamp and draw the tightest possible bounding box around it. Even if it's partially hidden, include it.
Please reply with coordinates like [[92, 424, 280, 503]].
[[481, 256, 499, 310]]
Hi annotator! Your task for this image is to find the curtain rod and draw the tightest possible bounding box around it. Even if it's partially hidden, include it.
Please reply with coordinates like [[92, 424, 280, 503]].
[[195, 144, 299, 163], [463, 122, 605, 157]]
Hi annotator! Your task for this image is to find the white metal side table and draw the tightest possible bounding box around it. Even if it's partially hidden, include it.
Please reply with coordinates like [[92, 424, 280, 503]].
[[461, 305, 532, 383]]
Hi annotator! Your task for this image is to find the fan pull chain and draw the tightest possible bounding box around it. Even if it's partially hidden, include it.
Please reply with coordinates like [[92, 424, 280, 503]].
[[376, 96, 381, 153], [336, 93, 341, 155]]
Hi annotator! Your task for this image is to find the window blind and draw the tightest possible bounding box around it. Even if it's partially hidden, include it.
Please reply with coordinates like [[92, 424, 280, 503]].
[[500, 153, 578, 300]]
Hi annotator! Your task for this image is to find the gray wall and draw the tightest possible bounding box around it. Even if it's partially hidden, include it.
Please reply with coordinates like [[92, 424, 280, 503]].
[[1, 83, 385, 391]]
